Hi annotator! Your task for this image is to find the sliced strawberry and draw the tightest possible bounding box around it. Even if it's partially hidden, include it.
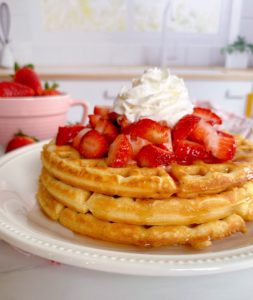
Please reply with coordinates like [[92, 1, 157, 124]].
[[172, 114, 200, 142], [127, 118, 170, 144], [156, 129, 173, 152], [117, 115, 131, 130], [89, 116, 118, 143], [193, 107, 222, 126], [78, 129, 108, 158], [89, 114, 101, 128], [189, 120, 236, 161], [0, 82, 35, 97], [94, 105, 112, 117], [122, 122, 137, 135], [156, 143, 169, 151], [189, 119, 215, 145], [56, 124, 85, 146], [107, 134, 133, 167], [208, 131, 236, 161], [136, 144, 175, 167], [72, 127, 91, 149], [126, 136, 150, 158], [174, 140, 208, 164], [108, 111, 119, 122]]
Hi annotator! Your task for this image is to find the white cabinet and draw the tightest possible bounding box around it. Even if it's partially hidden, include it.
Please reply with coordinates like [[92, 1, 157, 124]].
[[186, 80, 252, 116], [57, 79, 252, 124]]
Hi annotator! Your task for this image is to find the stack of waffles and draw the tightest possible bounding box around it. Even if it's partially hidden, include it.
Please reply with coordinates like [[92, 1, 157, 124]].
[[37, 136, 253, 249], [36, 68, 253, 249]]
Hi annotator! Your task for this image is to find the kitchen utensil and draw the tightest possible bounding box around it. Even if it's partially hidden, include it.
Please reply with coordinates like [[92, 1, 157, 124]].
[[0, 2, 14, 68]]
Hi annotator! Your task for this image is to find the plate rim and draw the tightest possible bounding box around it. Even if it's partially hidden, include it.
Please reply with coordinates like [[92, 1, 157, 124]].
[[1, 141, 253, 276]]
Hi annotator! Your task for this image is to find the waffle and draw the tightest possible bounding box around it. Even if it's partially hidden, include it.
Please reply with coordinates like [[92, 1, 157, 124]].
[[37, 136, 253, 248], [41, 142, 177, 199], [37, 182, 249, 249], [41, 137, 253, 199], [40, 168, 253, 226]]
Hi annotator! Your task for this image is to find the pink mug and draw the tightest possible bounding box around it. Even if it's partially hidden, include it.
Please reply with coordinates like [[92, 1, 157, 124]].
[[0, 93, 89, 148]]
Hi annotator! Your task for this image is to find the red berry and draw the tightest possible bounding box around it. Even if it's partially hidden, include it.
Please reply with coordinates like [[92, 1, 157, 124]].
[[89, 114, 101, 128], [72, 127, 91, 149], [136, 144, 175, 167], [174, 140, 208, 164], [108, 134, 133, 167], [172, 114, 200, 142], [56, 125, 85, 146], [92, 118, 118, 143], [193, 107, 222, 126], [41, 89, 61, 96], [94, 105, 111, 117], [117, 115, 131, 130], [189, 119, 214, 145], [208, 131, 236, 161], [78, 129, 108, 158], [14, 65, 42, 95], [108, 111, 119, 122], [5, 132, 37, 152], [0, 82, 35, 97], [127, 136, 150, 158], [127, 118, 170, 144], [189, 119, 236, 161]]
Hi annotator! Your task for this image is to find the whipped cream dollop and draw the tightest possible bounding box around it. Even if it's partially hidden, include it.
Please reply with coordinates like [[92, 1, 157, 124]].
[[113, 68, 193, 127]]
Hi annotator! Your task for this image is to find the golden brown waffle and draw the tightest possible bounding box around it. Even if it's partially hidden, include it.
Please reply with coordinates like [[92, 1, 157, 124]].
[[41, 138, 253, 199], [41, 142, 177, 199], [40, 168, 253, 226], [37, 183, 250, 249], [171, 137, 253, 198], [37, 137, 253, 248]]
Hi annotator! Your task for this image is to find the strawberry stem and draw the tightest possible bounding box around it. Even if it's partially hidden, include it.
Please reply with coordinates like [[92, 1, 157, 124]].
[[14, 62, 20, 71], [14, 130, 39, 142], [44, 81, 59, 90], [44, 81, 49, 89], [25, 64, 34, 69], [14, 62, 34, 71]]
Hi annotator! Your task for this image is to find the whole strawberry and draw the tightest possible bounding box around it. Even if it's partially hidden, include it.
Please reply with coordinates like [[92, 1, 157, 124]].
[[13, 63, 42, 95], [5, 132, 38, 153], [0, 82, 35, 97], [41, 82, 61, 96]]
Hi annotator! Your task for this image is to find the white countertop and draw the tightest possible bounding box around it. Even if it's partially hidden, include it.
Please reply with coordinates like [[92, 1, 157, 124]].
[[0, 240, 253, 300]]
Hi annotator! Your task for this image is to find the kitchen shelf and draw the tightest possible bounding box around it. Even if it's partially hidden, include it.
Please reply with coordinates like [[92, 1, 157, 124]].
[[0, 65, 253, 81]]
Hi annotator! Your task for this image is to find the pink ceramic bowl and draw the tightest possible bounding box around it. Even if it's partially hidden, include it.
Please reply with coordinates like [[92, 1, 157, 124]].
[[0, 94, 89, 148]]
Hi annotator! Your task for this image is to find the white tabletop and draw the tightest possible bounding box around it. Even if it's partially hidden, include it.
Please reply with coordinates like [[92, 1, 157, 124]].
[[0, 239, 253, 300]]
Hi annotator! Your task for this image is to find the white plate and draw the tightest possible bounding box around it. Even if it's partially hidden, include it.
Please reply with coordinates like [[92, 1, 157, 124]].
[[1, 141, 253, 276]]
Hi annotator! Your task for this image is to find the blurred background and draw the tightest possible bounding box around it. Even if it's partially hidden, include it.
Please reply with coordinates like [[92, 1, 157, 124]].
[[0, 0, 253, 120], [3, 0, 251, 66]]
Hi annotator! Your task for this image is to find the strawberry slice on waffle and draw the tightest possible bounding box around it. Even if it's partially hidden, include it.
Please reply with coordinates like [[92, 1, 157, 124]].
[[108, 134, 133, 167], [78, 129, 108, 158], [56, 125, 85, 146], [172, 114, 201, 142], [126, 118, 170, 144], [89, 115, 118, 143], [209, 131, 236, 161], [189, 119, 236, 161], [193, 107, 222, 126], [94, 105, 111, 117], [174, 140, 208, 164], [136, 144, 175, 167]]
